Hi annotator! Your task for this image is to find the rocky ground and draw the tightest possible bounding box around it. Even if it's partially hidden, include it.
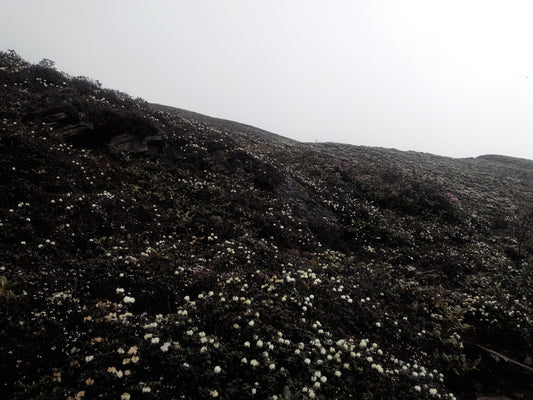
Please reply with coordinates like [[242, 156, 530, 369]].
[[1, 50, 533, 400]]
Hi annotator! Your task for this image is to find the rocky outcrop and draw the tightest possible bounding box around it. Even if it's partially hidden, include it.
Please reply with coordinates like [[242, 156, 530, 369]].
[[56, 121, 94, 139], [108, 133, 167, 155], [277, 177, 341, 246], [54, 113, 166, 155]]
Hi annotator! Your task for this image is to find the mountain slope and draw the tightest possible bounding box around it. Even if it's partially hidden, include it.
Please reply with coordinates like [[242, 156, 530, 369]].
[[1, 50, 532, 400]]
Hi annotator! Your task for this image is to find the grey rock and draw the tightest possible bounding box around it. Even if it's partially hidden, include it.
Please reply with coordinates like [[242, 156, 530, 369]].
[[108, 133, 148, 155], [56, 122, 94, 138]]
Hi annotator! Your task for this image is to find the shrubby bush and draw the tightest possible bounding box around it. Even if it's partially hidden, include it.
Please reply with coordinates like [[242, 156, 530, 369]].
[[514, 200, 533, 258], [1, 51, 532, 400]]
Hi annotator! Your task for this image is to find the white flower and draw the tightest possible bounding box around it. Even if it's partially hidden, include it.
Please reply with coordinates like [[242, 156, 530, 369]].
[[269, 363, 276, 370], [209, 389, 219, 397], [334, 370, 342, 377], [160, 342, 171, 352], [429, 388, 438, 396], [250, 359, 259, 367], [214, 366, 221, 374], [151, 337, 160, 344], [142, 386, 151, 393], [85, 355, 94, 362], [121, 393, 130, 400], [123, 296, 135, 304], [256, 339, 263, 347], [304, 358, 311, 365], [414, 385, 421, 392], [248, 320, 255, 327], [372, 363, 384, 373]]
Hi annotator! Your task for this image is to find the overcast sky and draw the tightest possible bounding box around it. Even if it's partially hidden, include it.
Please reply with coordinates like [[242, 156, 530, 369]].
[[2, 1, 533, 159]]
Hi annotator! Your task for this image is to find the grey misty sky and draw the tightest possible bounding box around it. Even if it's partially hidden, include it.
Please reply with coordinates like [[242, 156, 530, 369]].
[[1, 0, 533, 159]]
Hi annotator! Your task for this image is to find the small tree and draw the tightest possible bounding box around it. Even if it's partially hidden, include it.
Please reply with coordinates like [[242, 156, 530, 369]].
[[37, 58, 55, 68], [30, 57, 64, 85]]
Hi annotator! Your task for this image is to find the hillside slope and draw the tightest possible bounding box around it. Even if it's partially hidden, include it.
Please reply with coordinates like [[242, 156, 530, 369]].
[[1, 50, 532, 400]]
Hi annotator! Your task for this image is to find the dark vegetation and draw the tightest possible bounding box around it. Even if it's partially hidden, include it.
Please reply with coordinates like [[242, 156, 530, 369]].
[[1, 50, 533, 400]]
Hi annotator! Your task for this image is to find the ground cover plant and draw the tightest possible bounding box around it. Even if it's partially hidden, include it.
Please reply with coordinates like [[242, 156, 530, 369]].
[[1, 50, 533, 400]]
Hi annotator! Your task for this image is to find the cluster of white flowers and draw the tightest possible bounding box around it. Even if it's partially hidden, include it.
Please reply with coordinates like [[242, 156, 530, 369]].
[[250, 359, 260, 367]]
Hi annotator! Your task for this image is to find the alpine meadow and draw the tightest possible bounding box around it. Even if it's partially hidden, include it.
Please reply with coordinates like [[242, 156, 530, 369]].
[[1, 51, 533, 400]]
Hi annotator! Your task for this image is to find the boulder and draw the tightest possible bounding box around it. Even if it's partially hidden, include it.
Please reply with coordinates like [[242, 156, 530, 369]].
[[108, 133, 148, 155], [56, 121, 94, 139]]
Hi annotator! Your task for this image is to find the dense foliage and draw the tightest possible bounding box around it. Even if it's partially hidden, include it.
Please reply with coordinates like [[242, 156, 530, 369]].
[[1, 50, 532, 400]]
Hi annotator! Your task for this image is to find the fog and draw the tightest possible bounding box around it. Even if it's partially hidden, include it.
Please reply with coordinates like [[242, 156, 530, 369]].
[[2, 0, 533, 159]]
